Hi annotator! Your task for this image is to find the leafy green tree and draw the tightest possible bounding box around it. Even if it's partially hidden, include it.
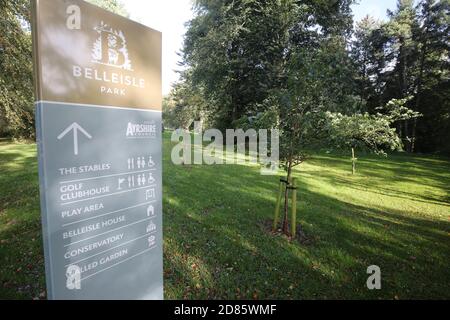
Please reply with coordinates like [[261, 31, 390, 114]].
[[325, 97, 421, 174], [182, 0, 355, 132], [412, 0, 450, 153], [0, 0, 34, 139], [350, 0, 449, 155], [183, 0, 294, 130], [351, 15, 388, 110], [87, 0, 128, 17], [383, 0, 420, 151], [0, 0, 128, 139], [182, 0, 356, 236], [327, 112, 401, 174], [263, 35, 356, 235], [164, 72, 209, 130]]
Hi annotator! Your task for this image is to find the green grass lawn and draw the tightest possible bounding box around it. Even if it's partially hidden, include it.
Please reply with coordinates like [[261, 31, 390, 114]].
[[0, 134, 449, 299]]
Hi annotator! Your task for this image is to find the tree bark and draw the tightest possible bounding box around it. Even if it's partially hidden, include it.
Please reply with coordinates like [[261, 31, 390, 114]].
[[411, 118, 417, 153], [282, 160, 292, 235], [352, 147, 356, 175], [413, 38, 428, 153], [404, 120, 410, 152], [398, 37, 407, 148]]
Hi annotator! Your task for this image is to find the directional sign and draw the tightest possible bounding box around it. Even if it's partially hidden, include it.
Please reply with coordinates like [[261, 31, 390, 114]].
[[57, 123, 92, 156], [32, 0, 163, 299]]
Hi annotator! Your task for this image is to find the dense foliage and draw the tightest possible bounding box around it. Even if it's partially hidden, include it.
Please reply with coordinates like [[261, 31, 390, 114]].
[[1, 0, 448, 153], [0, 0, 127, 139], [0, 0, 34, 138], [167, 0, 449, 155], [87, 0, 128, 17], [352, 0, 450, 154], [162, 0, 450, 236]]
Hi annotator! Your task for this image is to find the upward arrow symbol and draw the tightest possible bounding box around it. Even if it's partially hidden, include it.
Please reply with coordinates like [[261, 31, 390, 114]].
[[57, 123, 92, 156]]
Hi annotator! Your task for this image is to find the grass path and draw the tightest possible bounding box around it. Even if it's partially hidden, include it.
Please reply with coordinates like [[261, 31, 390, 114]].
[[0, 136, 449, 299]]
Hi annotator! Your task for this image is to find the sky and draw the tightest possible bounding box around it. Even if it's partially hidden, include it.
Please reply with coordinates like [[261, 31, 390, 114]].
[[352, 0, 398, 23], [121, 0, 399, 95]]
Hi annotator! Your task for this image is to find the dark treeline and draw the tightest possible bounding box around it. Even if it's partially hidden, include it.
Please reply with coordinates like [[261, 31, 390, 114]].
[[164, 0, 450, 155]]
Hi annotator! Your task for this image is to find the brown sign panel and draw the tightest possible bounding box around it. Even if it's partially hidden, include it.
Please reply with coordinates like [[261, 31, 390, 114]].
[[32, 0, 162, 110]]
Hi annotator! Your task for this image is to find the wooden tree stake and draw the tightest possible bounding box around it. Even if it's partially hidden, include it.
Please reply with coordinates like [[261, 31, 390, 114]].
[[273, 179, 284, 231], [290, 178, 297, 238]]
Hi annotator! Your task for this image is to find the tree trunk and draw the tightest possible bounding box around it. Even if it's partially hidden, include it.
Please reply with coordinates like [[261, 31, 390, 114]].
[[398, 38, 407, 148], [351, 147, 356, 175], [282, 160, 292, 235], [404, 120, 410, 152], [413, 39, 427, 154]]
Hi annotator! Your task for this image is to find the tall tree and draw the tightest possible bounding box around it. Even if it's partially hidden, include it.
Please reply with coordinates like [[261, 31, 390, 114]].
[[182, 0, 358, 236], [351, 15, 388, 111], [164, 72, 208, 130], [0, 0, 34, 138], [383, 0, 420, 151], [412, 0, 450, 153], [0, 0, 128, 139], [182, 0, 355, 131], [350, 0, 449, 154]]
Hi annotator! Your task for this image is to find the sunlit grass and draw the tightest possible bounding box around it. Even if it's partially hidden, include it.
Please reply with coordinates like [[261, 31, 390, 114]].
[[0, 135, 449, 299]]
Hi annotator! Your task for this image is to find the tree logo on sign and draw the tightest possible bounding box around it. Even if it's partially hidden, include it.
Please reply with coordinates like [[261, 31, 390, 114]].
[[66, 265, 81, 290], [92, 21, 132, 71]]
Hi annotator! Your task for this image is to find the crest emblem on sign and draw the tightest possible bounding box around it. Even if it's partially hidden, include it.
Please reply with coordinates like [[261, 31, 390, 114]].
[[92, 21, 132, 71]]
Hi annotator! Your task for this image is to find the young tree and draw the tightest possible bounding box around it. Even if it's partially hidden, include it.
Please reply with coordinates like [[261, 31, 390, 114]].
[[267, 35, 356, 236], [325, 97, 422, 174]]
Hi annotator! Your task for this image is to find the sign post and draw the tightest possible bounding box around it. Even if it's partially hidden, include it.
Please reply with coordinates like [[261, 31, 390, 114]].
[[32, 0, 163, 299]]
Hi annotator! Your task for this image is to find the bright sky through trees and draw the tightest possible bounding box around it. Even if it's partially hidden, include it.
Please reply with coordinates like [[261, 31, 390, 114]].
[[121, 0, 401, 94]]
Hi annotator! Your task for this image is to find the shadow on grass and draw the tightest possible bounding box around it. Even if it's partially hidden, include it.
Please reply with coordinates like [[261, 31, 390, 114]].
[[302, 169, 450, 207], [162, 152, 450, 299], [0, 144, 44, 299], [307, 153, 450, 205], [1, 140, 449, 299]]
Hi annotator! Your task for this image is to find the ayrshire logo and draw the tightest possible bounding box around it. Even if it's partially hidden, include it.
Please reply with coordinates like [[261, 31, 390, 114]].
[[92, 21, 132, 71], [126, 121, 157, 138]]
